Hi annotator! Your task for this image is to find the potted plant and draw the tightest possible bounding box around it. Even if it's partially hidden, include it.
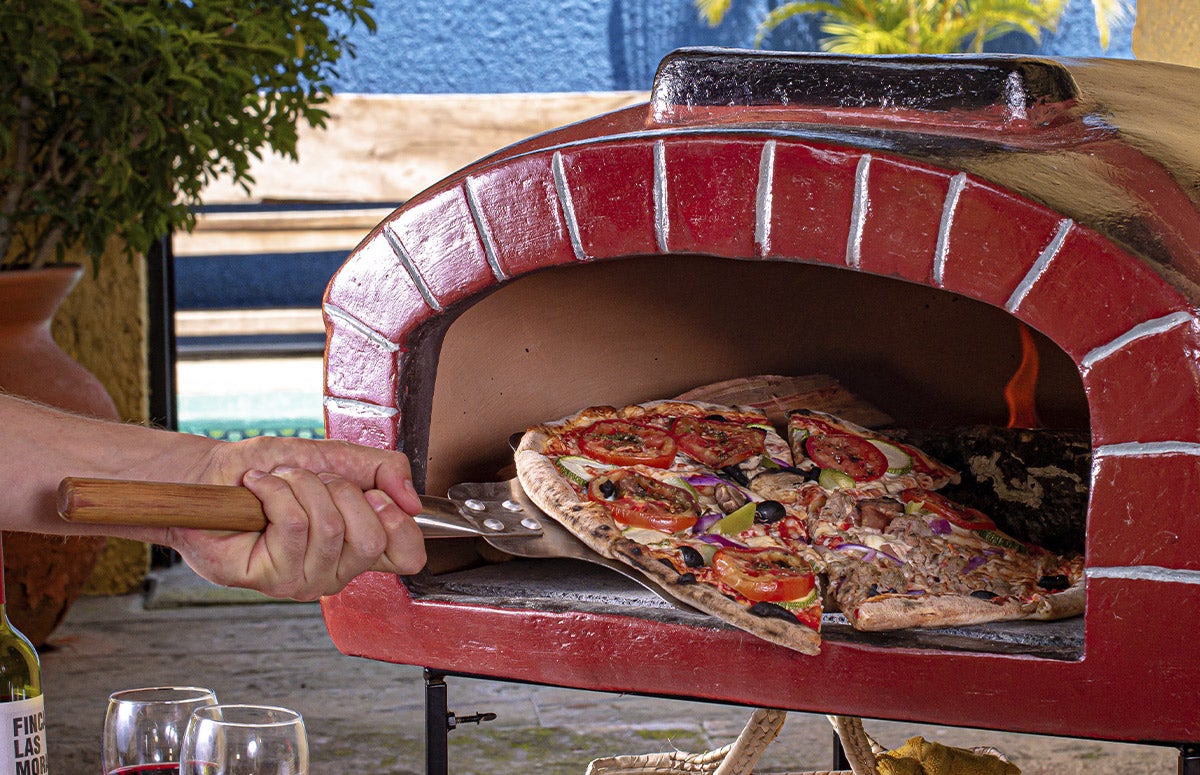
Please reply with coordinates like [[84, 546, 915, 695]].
[[0, 0, 376, 645]]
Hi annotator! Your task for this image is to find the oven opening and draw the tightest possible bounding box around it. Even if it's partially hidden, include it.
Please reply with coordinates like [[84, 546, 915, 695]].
[[412, 253, 1091, 659]]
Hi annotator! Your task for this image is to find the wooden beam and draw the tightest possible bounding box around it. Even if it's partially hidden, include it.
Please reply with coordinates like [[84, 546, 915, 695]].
[[199, 92, 648, 206]]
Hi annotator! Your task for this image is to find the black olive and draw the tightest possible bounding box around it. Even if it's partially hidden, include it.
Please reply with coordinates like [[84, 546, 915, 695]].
[[865, 584, 881, 598], [749, 601, 798, 622], [721, 465, 751, 487], [704, 414, 728, 422], [598, 479, 617, 499], [676, 573, 697, 585], [801, 466, 823, 482], [754, 500, 786, 524], [677, 545, 705, 568], [971, 589, 999, 601], [1038, 574, 1071, 591]]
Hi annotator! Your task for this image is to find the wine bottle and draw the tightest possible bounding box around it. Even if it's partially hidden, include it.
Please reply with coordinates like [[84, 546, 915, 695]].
[[0, 537, 47, 775]]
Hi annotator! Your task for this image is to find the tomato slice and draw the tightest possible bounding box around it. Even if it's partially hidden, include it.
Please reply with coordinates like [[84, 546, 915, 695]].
[[898, 488, 996, 530], [587, 469, 698, 533], [669, 415, 766, 469], [575, 419, 677, 468], [711, 547, 816, 603], [804, 433, 887, 482]]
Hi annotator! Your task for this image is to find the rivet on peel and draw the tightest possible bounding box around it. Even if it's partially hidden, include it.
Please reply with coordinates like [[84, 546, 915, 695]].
[[483, 518, 506, 531], [502, 499, 523, 512], [521, 517, 542, 530], [464, 499, 486, 511]]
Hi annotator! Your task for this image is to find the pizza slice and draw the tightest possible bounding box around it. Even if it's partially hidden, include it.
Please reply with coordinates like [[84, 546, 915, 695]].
[[816, 487, 1085, 631], [760, 408, 1085, 631], [515, 400, 826, 655]]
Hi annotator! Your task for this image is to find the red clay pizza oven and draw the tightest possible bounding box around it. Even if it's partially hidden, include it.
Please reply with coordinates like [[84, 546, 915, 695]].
[[319, 49, 1200, 764]]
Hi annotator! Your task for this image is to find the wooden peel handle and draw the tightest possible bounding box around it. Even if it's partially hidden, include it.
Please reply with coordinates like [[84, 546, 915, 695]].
[[58, 477, 267, 532]]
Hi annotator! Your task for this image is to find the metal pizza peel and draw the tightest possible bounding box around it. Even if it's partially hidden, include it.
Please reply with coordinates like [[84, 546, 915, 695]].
[[56, 476, 699, 613]]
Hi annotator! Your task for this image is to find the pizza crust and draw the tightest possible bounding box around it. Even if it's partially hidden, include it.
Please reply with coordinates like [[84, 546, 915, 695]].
[[850, 582, 1085, 632]]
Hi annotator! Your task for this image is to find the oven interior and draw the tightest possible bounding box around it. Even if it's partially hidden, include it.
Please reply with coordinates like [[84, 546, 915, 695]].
[[403, 253, 1091, 660]]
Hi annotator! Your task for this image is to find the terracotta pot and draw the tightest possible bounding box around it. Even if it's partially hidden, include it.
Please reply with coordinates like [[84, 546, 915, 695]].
[[0, 265, 117, 647]]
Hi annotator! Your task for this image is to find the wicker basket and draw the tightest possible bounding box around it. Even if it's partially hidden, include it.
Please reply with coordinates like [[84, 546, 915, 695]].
[[584, 712, 1015, 775]]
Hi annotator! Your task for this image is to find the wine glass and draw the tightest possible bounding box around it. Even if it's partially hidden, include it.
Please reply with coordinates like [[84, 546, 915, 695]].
[[103, 686, 219, 774], [179, 704, 309, 775]]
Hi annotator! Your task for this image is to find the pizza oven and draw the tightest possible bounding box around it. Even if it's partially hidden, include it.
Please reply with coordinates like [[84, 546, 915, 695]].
[[317, 49, 1200, 771]]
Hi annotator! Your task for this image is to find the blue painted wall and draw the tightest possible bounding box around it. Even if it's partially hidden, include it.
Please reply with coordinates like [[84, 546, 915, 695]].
[[331, 0, 1136, 95]]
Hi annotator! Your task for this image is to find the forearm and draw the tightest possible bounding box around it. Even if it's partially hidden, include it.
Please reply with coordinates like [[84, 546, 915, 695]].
[[0, 391, 428, 596], [1, 392, 218, 537]]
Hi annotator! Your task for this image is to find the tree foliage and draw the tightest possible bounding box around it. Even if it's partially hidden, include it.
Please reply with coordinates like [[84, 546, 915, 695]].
[[0, 0, 375, 270]]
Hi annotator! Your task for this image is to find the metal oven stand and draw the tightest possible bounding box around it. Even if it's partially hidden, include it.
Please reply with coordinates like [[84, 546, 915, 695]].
[[422, 670, 1200, 775]]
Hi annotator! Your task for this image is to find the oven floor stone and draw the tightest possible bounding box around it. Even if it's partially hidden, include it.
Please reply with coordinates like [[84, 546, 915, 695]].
[[43, 567, 1177, 774]]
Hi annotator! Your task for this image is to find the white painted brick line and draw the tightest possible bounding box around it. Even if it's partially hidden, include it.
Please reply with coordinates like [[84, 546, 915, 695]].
[[846, 154, 871, 270], [383, 225, 441, 312], [1088, 566, 1200, 586], [1004, 218, 1073, 313], [653, 139, 670, 254], [552, 151, 589, 262], [932, 172, 967, 288], [754, 140, 776, 256], [322, 303, 400, 353], [322, 396, 399, 418], [1094, 440, 1200, 458], [464, 175, 508, 281], [1080, 310, 1195, 372]]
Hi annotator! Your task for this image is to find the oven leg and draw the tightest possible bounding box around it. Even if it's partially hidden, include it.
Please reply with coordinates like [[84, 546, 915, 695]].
[[1180, 743, 1200, 775], [424, 670, 450, 775], [833, 731, 852, 771]]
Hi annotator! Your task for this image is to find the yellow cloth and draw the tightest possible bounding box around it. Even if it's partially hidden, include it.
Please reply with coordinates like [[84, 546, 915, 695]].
[[875, 736, 1020, 775]]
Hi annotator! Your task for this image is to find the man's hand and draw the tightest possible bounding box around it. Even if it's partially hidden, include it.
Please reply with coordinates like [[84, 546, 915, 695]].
[[168, 437, 427, 600]]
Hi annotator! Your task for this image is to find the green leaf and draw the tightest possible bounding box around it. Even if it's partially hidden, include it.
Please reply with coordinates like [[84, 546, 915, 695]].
[[0, 0, 377, 270]]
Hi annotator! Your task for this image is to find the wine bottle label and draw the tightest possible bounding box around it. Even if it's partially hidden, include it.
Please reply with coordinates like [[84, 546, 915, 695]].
[[0, 696, 46, 775]]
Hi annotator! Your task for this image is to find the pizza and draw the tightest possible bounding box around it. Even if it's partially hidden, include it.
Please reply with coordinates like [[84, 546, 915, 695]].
[[513, 399, 1085, 655]]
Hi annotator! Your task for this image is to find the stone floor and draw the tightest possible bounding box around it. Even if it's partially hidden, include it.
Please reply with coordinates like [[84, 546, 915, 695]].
[[42, 565, 1179, 774]]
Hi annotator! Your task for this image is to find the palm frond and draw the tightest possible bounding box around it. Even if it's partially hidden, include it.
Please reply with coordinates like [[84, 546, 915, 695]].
[[693, 0, 733, 28], [1092, 0, 1133, 48]]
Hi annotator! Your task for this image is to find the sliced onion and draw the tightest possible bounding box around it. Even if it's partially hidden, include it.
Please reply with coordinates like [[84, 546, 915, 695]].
[[965, 555, 988, 572], [692, 512, 723, 534], [836, 543, 877, 562], [928, 517, 952, 535], [876, 548, 904, 566], [696, 533, 747, 548], [685, 474, 727, 488], [836, 542, 903, 566]]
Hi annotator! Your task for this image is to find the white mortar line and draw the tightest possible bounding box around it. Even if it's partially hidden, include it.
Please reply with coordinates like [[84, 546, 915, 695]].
[[1088, 566, 1200, 586], [1005, 218, 1073, 313], [1094, 440, 1200, 458], [321, 395, 399, 418], [653, 139, 670, 254], [383, 225, 442, 312], [551, 151, 589, 262], [846, 154, 871, 270], [1080, 310, 1196, 373], [322, 303, 400, 353], [464, 176, 508, 281], [754, 140, 776, 256], [932, 172, 967, 287]]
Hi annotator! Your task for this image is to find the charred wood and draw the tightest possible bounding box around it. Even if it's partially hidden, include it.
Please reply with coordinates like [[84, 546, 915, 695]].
[[893, 427, 1090, 555]]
